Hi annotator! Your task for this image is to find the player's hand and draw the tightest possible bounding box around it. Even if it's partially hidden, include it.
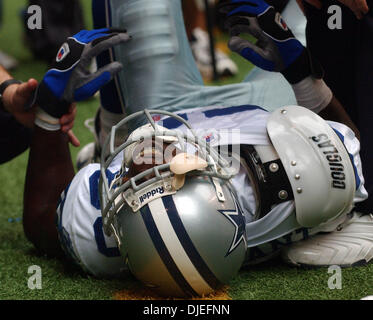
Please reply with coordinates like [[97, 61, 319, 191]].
[[340, 0, 370, 19], [3, 78, 38, 113], [30, 28, 131, 120], [2, 79, 79, 146], [300, 0, 369, 19], [60, 104, 80, 147], [2, 78, 38, 128], [219, 0, 323, 84]]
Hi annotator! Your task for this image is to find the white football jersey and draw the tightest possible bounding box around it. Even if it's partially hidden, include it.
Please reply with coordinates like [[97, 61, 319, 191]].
[[57, 104, 367, 276], [56, 155, 127, 277]]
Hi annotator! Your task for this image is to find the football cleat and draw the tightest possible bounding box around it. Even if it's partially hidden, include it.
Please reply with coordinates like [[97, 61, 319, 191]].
[[281, 212, 373, 267], [190, 27, 238, 79]]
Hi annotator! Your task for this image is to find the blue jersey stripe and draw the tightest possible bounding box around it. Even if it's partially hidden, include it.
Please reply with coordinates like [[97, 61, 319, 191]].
[[161, 113, 188, 129], [203, 104, 266, 118], [93, 217, 121, 258], [161, 105, 266, 130], [333, 128, 360, 190], [140, 205, 198, 297], [162, 195, 222, 290]]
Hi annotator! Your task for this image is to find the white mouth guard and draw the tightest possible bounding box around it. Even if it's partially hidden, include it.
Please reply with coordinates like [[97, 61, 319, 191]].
[[170, 153, 208, 190], [170, 153, 208, 174]]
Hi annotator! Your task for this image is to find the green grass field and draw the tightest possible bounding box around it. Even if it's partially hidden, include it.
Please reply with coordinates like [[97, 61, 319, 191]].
[[0, 0, 372, 300]]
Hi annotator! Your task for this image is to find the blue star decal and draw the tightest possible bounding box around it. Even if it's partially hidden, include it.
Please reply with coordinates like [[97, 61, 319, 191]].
[[218, 199, 246, 257]]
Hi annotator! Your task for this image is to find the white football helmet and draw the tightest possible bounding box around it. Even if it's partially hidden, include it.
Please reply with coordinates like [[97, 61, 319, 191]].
[[99, 109, 247, 297], [267, 106, 356, 227]]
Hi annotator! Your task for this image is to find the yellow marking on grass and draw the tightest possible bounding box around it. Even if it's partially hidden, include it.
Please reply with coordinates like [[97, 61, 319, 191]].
[[113, 286, 232, 301]]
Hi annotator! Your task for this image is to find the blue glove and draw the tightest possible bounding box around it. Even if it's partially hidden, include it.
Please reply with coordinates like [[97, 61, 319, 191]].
[[33, 28, 131, 118], [219, 0, 323, 84]]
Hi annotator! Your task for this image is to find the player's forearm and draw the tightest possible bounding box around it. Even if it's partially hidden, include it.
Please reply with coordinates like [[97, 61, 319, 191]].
[[0, 65, 13, 83], [290, 76, 360, 139], [319, 96, 360, 140], [23, 126, 74, 256], [0, 65, 20, 114]]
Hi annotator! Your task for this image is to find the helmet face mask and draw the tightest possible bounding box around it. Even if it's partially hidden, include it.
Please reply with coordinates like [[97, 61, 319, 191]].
[[99, 109, 246, 297], [123, 138, 177, 183]]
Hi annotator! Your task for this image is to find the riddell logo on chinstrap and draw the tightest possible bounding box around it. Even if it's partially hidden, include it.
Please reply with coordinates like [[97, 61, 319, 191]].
[[139, 187, 165, 204]]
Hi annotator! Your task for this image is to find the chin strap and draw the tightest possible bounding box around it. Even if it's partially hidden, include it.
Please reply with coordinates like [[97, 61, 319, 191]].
[[240, 145, 294, 220]]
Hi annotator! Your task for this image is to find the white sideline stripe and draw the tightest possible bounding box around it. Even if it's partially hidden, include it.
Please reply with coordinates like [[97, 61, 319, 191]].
[[148, 198, 212, 295]]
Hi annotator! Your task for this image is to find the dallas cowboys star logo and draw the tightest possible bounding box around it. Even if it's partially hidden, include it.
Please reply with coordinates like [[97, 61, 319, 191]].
[[218, 199, 246, 257]]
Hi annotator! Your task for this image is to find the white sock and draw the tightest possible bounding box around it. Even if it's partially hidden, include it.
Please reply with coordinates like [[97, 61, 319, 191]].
[[291, 76, 333, 114], [34, 108, 61, 131]]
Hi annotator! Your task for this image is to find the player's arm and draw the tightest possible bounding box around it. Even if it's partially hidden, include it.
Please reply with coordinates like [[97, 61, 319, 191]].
[[318, 96, 360, 139], [290, 72, 360, 139], [0, 65, 38, 128], [23, 121, 75, 257], [219, 0, 360, 138], [0, 65, 38, 114], [0, 63, 80, 145], [23, 29, 131, 257], [297, 0, 369, 20]]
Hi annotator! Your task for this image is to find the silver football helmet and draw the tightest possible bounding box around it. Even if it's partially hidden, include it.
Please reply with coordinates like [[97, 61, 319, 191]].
[[99, 109, 247, 297]]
